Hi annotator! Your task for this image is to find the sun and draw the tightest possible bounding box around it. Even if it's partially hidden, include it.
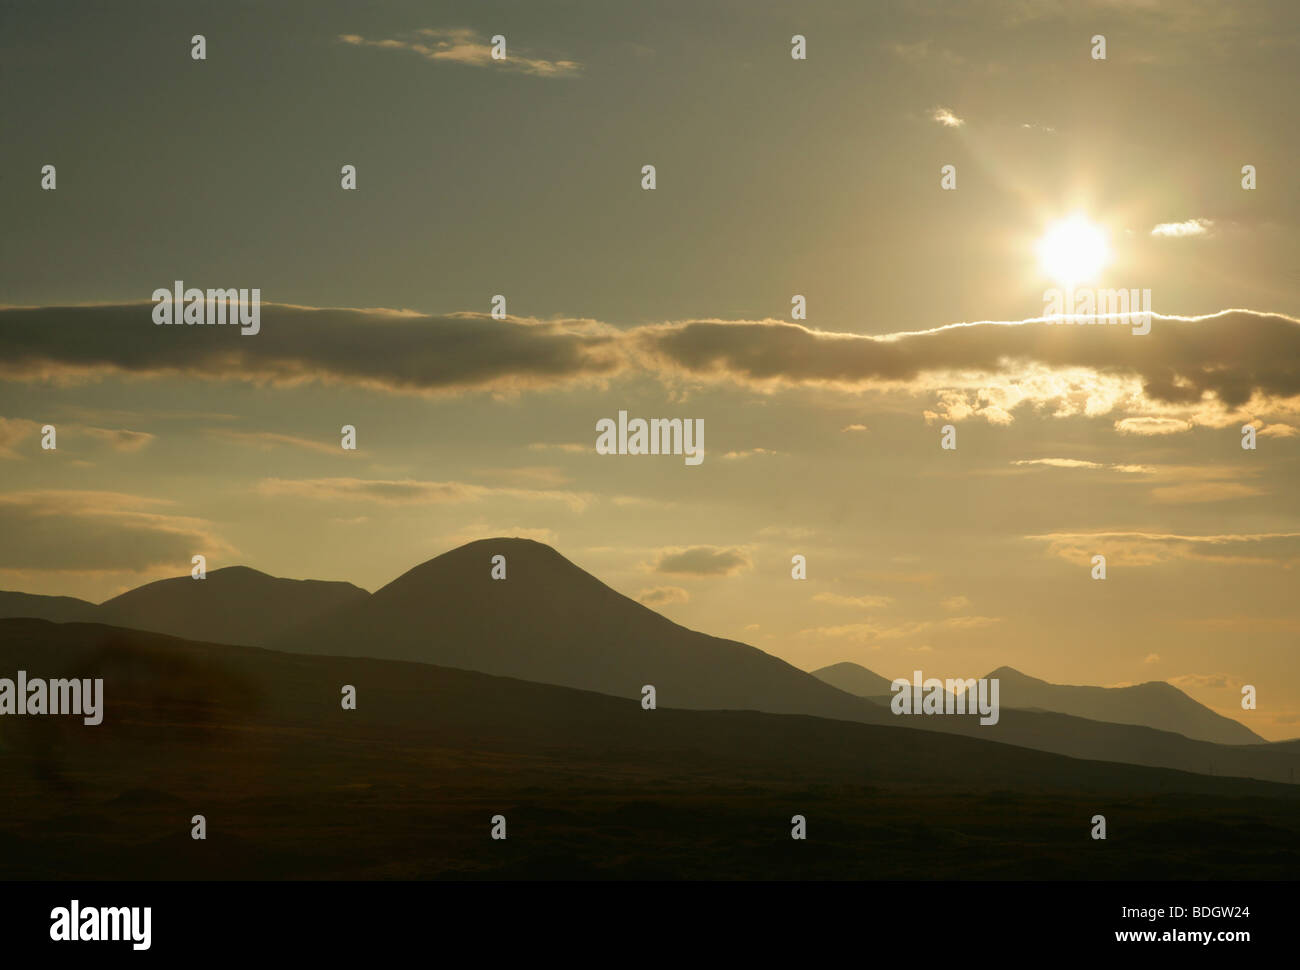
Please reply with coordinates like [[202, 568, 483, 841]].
[[1036, 215, 1110, 286]]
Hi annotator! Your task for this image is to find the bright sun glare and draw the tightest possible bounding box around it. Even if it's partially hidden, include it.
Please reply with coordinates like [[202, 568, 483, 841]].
[[1036, 215, 1110, 286]]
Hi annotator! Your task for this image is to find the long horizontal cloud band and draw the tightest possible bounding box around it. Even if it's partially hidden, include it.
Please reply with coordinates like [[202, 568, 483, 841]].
[[634, 311, 1300, 408], [0, 305, 623, 393], [1, 305, 1298, 412]]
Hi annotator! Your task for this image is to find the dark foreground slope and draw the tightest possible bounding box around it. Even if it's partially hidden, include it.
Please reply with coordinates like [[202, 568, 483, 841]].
[[1, 618, 1297, 880]]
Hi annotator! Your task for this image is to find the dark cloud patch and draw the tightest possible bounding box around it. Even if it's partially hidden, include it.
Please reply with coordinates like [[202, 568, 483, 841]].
[[4, 306, 1298, 418], [0, 304, 623, 395], [634, 311, 1300, 409]]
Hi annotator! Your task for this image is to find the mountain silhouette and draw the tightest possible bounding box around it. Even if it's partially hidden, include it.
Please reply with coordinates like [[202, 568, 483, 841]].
[[0, 568, 368, 647], [0, 591, 100, 624], [2, 539, 1289, 781], [95, 566, 369, 647], [811, 660, 1262, 747], [810, 661, 896, 698], [980, 665, 1262, 745], [274, 538, 891, 724]]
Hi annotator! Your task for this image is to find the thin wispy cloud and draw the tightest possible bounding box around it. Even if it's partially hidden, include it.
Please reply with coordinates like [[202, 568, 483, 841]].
[[1114, 417, 1192, 435], [0, 490, 233, 571], [256, 477, 594, 513], [206, 429, 343, 455], [931, 106, 965, 127], [812, 592, 893, 609], [637, 585, 690, 606], [1025, 531, 1300, 567], [1, 417, 154, 457], [338, 28, 580, 78], [1151, 218, 1214, 238]]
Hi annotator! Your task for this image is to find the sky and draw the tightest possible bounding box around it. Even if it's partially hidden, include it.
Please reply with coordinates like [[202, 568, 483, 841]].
[[2, 0, 1299, 737]]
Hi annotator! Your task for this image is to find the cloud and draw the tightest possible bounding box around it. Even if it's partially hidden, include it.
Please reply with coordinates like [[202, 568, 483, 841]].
[[1113, 417, 1193, 435], [0, 418, 153, 457], [1151, 218, 1213, 238], [0, 417, 41, 458], [0, 490, 233, 572], [650, 546, 752, 576], [338, 28, 580, 77], [256, 477, 593, 512], [721, 447, 781, 460], [841, 423, 868, 432], [80, 427, 155, 452], [8, 306, 1300, 434], [632, 310, 1300, 427], [1009, 457, 1160, 475], [1143, 653, 1161, 664], [931, 106, 965, 127], [527, 442, 589, 454], [812, 592, 893, 609], [637, 585, 690, 607], [1149, 481, 1265, 503], [478, 465, 574, 488], [1168, 673, 1240, 690], [1012, 458, 1105, 469], [1025, 531, 1300, 567], [609, 495, 675, 509], [205, 429, 341, 455], [0, 304, 623, 397], [1179, 616, 1300, 634], [1008, 458, 1265, 502], [1259, 422, 1299, 437], [801, 615, 1001, 641], [941, 595, 971, 611]]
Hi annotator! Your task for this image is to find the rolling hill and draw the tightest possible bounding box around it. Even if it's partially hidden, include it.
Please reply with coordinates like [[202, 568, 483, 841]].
[[0, 590, 100, 624], [0, 566, 369, 648]]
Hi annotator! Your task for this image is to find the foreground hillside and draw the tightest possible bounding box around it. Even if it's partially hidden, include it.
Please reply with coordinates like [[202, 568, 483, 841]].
[[1, 619, 1297, 880]]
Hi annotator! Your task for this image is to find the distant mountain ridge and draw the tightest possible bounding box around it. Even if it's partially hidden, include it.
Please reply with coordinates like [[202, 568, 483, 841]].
[[983, 665, 1263, 745], [810, 661, 896, 698], [811, 660, 1262, 746]]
